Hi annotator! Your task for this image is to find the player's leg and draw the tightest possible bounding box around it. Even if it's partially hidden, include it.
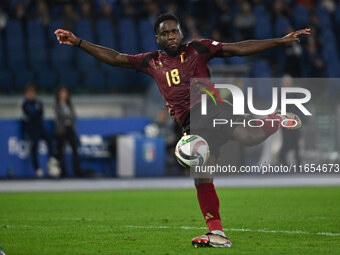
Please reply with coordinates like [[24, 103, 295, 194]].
[[233, 110, 301, 146], [184, 108, 233, 247], [193, 155, 232, 248]]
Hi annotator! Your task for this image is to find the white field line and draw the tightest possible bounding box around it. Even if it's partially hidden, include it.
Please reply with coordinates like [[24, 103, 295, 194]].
[[3, 224, 340, 237], [122, 225, 340, 237]]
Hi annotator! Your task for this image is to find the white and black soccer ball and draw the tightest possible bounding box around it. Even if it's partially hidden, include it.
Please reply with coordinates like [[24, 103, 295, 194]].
[[175, 135, 210, 168], [47, 157, 61, 178]]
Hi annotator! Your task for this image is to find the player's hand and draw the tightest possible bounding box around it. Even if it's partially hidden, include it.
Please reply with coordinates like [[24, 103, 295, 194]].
[[280, 28, 311, 46], [54, 29, 79, 46]]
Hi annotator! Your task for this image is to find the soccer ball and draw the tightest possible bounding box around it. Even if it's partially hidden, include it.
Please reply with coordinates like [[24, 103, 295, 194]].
[[175, 135, 210, 168], [47, 157, 61, 178]]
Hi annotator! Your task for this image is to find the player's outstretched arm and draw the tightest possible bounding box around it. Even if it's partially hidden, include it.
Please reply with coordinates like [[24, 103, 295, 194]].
[[219, 28, 311, 57], [54, 29, 132, 68]]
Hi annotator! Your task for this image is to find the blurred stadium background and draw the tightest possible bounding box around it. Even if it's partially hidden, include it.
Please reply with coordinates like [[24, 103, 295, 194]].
[[0, 0, 340, 179]]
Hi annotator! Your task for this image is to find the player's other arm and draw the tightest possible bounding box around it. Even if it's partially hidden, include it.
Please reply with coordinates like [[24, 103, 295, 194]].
[[54, 29, 132, 68], [219, 28, 311, 57]]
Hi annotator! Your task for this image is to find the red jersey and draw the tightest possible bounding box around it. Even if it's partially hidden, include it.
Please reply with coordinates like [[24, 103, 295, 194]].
[[127, 39, 223, 126]]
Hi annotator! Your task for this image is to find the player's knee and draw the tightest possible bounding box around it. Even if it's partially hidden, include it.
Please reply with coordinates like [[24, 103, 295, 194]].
[[233, 127, 264, 146]]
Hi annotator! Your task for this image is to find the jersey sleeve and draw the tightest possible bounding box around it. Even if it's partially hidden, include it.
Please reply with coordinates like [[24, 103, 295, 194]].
[[190, 39, 223, 61], [127, 52, 154, 75]]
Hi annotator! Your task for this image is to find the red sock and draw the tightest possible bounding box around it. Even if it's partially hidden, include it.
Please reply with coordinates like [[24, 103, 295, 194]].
[[256, 115, 282, 137], [196, 183, 223, 232]]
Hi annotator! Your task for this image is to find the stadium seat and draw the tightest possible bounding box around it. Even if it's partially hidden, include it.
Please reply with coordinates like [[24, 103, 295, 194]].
[[107, 68, 126, 90], [322, 43, 338, 63], [253, 5, 267, 18], [229, 56, 247, 66], [27, 20, 46, 49], [49, 19, 64, 46], [293, 6, 309, 29], [51, 46, 75, 72], [275, 17, 291, 37], [118, 19, 138, 55], [0, 70, 13, 91], [27, 20, 49, 70], [14, 69, 35, 89], [138, 19, 159, 52], [76, 20, 97, 71], [250, 63, 274, 102], [84, 71, 106, 91], [76, 20, 94, 41], [326, 59, 340, 78], [209, 58, 226, 66], [320, 29, 337, 45], [58, 70, 79, 89], [0, 33, 4, 69], [96, 19, 117, 49], [253, 77, 277, 102], [51, 6, 63, 19], [10, 0, 25, 9], [255, 16, 272, 39], [37, 69, 58, 89], [251, 59, 270, 77], [6, 20, 27, 70], [315, 5, 332, 27], [335, 6, 340, 30], [77, 51, 97, 71]]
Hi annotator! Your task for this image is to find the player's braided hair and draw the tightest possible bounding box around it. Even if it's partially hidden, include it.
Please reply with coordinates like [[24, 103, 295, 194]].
[[154, 13, 181, 34]]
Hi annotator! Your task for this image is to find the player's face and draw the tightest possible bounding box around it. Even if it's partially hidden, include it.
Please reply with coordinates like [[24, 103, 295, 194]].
[[156, 20, 183, 56]]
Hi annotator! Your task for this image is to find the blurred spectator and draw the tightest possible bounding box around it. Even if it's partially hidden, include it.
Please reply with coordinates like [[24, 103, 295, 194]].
[[144, 110, 182, 175], [21, 84, 57, 178], [34, 0, 50, 26], [0, 7, 8, 30], [184, 15, 202, 40], [320, 0, 336, 14], [273, 0, 291, 18], [305, 41, 325, 77], [212, 0, 232, 41], [0, 0, 339, 95], [122, 3, 135, 19], [155, 110, 178, 145], [80, 1, 93, 21], [100, 2, 113, 19], [234, 1, 255, 40], [279, 74, 301, 165], [12, 2, 27, 22], [54, 86, 82, 177], [296, 0, 315, 10], [284, 27, 303, 77], [165, 2, 179, 17], [145, 0, 160, 22], [60, 3, 79, 31]]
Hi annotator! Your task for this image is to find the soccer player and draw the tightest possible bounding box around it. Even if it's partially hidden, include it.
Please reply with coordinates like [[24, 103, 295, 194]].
[[55, 13, 310, 248]]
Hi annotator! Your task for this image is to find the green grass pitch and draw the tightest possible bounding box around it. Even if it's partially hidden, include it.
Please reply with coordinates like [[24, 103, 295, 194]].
[[1, 187, 340, 255]]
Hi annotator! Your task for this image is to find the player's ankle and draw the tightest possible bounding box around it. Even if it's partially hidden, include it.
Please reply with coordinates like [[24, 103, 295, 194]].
[[211, 230, 226, 237]]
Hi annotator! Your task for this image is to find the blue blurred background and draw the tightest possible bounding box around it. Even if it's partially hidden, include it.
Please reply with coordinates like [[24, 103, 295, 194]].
[[0, 0, 340, 94], [1, 0, 340, 179]]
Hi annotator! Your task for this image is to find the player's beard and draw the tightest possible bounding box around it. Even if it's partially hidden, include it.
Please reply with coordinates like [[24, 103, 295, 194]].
[[162, 43, 183, 57]]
